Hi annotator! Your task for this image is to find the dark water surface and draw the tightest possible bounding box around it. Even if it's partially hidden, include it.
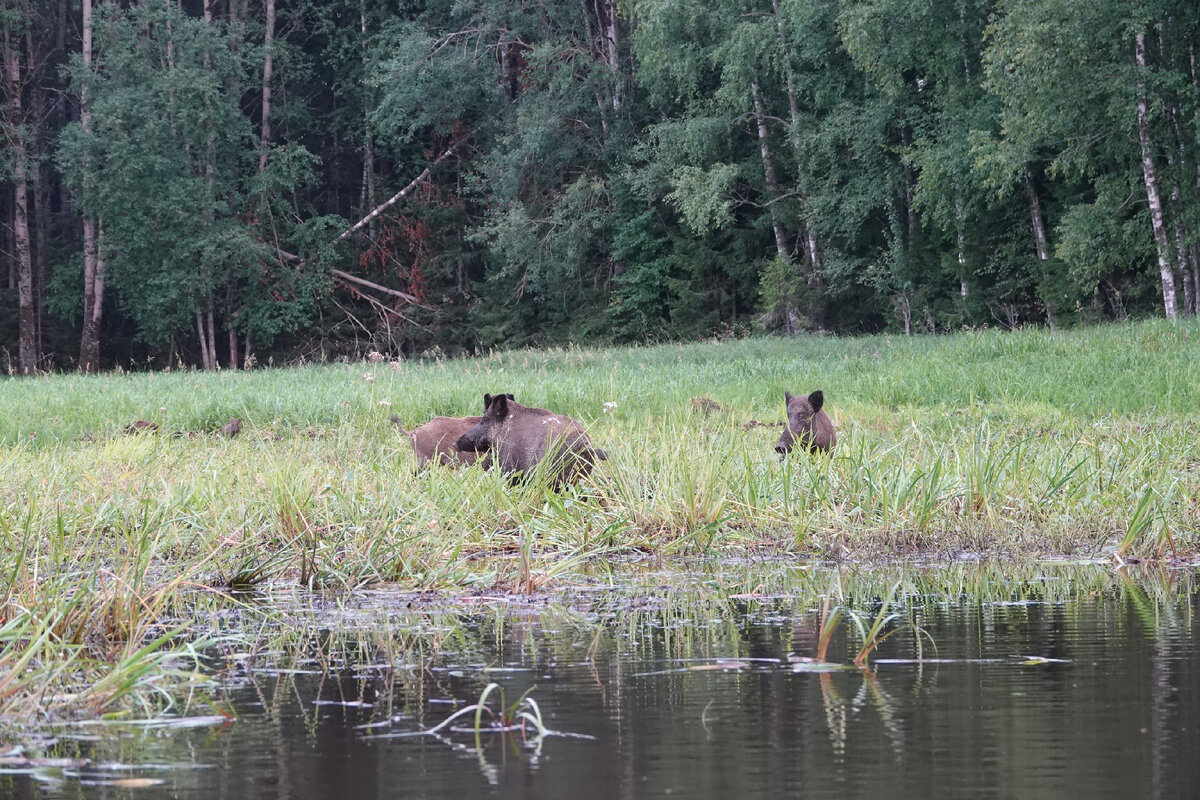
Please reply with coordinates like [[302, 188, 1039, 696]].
[[6, 565, 1200, 798]]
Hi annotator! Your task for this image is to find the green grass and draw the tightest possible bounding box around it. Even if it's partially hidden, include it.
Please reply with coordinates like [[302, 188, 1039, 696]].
[[4, 319, 1200, 566], [0, 319, 1198, 728]]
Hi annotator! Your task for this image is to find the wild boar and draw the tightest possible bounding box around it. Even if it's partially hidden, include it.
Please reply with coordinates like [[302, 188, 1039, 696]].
[[775, 390, 836, 455], [454, 394, 607, 488], [397, 415, 488, 469]]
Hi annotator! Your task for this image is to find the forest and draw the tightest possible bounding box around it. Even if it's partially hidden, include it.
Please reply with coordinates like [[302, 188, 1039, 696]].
[[2, 0, 1199, 372]]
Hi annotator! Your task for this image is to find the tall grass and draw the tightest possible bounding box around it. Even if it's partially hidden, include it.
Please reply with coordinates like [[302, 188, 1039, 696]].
[[3, 320, 1198, 568], [0, 513, 216, 723], [0, 320, 1197, 728]]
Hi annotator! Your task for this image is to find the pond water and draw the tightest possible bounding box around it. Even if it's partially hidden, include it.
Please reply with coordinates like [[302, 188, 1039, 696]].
[[5, 564, 1200, 798]]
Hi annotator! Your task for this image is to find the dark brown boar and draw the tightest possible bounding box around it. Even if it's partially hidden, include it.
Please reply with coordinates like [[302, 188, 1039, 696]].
[[453, 394, 607, 488], [775, 390, 836, 454]]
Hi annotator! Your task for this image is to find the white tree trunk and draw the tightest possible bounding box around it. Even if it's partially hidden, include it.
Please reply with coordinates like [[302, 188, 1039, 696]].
[[258, 0, 275, 174], [603, 0, 621, 110], [359, 4, 376, 240], [1025, 169, 1056, 328], [92, 227, 105, 344], [770, 0, 822, 276], [206, 302, 218, 370], [1164, 106, 1195, 315], [1025, 171, 1049, 261], [196, 311, 210, 371], [337, 143, 459, 242], [751, 78, 789, 261], [1170, 180, 1194, 315], [81, 215, 100, 371], [78, 0, 104, 372], [5, 21, 36, 373], [1135, 32, 1179, 319]]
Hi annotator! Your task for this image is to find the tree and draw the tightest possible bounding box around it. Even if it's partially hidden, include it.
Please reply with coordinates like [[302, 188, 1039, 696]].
[[981, 0, 1200, 321], [3, 3, 37, 372], [58, 0, 334, 368]]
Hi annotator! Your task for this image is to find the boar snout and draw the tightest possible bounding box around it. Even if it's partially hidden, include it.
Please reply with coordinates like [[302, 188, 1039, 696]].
[[453, 428, 485, 452]]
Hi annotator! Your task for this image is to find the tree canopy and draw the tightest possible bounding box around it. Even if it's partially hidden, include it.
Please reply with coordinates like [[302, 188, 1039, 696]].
[[3, 0, 1199, 370]]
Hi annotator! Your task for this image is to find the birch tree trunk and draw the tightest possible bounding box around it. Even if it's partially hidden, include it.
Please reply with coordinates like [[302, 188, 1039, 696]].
[[225, 279, 239, 369], [196, 311, 211, 371], [206, 301, 218, 370], [204, 0, 215, 187], [359, 3, 377, 241], [1135, 31, 1179, 319], [1169, 179, 1194, 315], [1165, 106, 1195, 315], [750, 78, 789, 261], [1025, 171, 1049, 261], [4, 21, 36, 373], [80, 226, 107, 372], [92, 229, 105, 354], [1025, 169, 1056, 328], [600, 0, 621, 110], [201, 0, 240, 368], [79, 0, 104, 373], [80, 217, 101, 371], [26, 10, 47, 358], [751, 76, 799, 334], [258, 0, 275, 175], [770, 0, 826, 327], [34, 133, 48, 356]]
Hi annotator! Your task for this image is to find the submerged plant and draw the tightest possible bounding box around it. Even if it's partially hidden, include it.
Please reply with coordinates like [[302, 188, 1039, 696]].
[[843, 582, 924, 669], [374, 682, 551, 741]]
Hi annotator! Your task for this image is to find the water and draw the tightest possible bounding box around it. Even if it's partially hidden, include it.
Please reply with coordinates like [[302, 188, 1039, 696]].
[[5, 566, 1200, 798]]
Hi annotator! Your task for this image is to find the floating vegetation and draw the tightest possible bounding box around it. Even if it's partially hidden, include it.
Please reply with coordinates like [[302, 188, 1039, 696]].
[[358, 682, 578, 742]]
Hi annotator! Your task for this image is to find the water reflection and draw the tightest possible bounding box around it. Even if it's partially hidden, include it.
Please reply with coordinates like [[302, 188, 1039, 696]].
[[3, 563, 1200, 798]]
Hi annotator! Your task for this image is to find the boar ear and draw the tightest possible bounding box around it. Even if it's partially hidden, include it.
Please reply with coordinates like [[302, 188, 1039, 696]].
[[483, 393, 494, 411], [490, 393, 510, 418], [784, 390, 793, 403], [506, 393, 515, 401], [809, 390, 824, 412]]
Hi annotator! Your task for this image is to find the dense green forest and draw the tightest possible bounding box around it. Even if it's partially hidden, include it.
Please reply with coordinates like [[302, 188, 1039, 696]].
[[2, 0, 1199, 372]]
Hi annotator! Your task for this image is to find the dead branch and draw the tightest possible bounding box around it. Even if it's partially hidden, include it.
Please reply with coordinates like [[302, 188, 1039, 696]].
[[331, 269, 422, 305], [335, 142, 461, 243]]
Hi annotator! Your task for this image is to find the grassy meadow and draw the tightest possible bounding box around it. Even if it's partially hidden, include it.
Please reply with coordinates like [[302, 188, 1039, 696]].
[[1, 319, 1198, 727]]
